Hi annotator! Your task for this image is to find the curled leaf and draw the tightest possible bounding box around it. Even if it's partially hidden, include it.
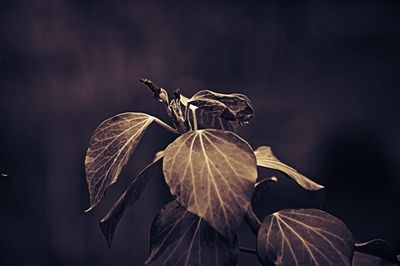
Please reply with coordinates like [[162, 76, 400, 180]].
[[190, 107, 239, 131], [145, 201, 239, 266], [163, 129, 257, 242], [355, 239, 400, 263], [188, 90, 254, 125], [181, 94, 239, 131], [254, 146, 324, 191], [99, 150, 164, 247], [257, 208, 354, 266]]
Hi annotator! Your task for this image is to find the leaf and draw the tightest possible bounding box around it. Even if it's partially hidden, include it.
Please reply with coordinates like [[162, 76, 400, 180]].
[[188, 90, 254, 125], [191, 107, 239, 131], [180, 94, 238, 131], [355, 239, 400, 263], [85, 112, 164, 211], [257, 208, 354, 266], [254, 146, 324, 191], [99, 150, 164, 247], [163, 129, 257, 242], [145, 201, 239, 266]]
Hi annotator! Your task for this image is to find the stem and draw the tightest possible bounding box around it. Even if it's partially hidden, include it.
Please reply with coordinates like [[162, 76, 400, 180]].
[[245, 206, 261, 236], [191, 107, 198, 130], [239, 247, 257, 255], [154, 118, 180, 135]]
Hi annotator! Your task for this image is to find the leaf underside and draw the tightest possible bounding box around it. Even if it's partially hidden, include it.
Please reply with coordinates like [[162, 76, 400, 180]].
[[254, 146, 324, 191], [188, 90, 254, 124], [163, 129, 257, 243], [85, 112, 156, 211], [145, 201, 239, 266], [190, 107, 239, 131], [99, 150, 165, 247], [182, 90, 254, 131], [257, 208, 354, 266]]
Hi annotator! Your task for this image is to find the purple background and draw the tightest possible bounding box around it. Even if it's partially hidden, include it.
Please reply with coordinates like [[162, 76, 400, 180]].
[[1, 1, 399, 265]]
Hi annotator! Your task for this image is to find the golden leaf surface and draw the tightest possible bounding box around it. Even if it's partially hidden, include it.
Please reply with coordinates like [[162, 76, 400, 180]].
[[163, 129, 257, 242], [257, 208, 354, 266], [254, 146, 324, 190], [145, 201, 239, 266], [85, 112, 155, 211]]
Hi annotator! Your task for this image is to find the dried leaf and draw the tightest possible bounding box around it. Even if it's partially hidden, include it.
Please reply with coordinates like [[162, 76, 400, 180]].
[[85, 112, 165, 211], [355, 239, 400, 263], [188, 90, 254, 125], [257, 208, 354, 266], [254, 146, 324, 191], [99, 150, 164, 247], [145, 201, 239, 266], [163, 129, 257, 242]]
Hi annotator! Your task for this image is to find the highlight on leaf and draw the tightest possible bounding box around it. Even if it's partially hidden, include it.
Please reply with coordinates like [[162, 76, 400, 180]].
[[99, 150, 164, 247], [257, 208, 354, 266], [162, 129, 257, 243], [254, 146, 324, 191], [145, 201, 239, 266]]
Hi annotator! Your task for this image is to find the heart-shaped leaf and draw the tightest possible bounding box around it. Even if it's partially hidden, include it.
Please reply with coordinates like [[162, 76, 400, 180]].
[[163, 129, 257, 242], [145, 201, 239, 266], [99, 150, 164, 247], [257, 208, 354, 266], [85, 112, 171, 211], [355, 239, 400, 263], [254, 146, 324, 191], [188, 90, 254, 125]]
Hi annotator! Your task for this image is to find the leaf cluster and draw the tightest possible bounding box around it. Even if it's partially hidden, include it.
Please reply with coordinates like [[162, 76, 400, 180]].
[[84, 79, 399, 266]]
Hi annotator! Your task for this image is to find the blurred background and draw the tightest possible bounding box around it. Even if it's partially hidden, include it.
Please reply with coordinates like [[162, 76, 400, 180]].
[[1, 0, 399, 265]]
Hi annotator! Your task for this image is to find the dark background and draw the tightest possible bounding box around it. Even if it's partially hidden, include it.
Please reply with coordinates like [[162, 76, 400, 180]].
[[1, 1, 399, 265]]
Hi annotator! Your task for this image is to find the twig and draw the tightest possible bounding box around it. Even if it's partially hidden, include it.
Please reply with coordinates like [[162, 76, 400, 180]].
[[239, 246, 257, 255], [245, 206, 261, 236]]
